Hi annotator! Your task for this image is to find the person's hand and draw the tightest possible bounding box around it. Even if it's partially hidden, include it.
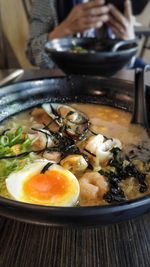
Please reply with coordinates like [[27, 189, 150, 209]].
[[48, 0, 110, 39], [108, 0, 135, 40]]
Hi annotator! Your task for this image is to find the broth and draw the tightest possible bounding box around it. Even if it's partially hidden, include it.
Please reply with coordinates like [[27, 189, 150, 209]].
[[0, 103, 150, 206]]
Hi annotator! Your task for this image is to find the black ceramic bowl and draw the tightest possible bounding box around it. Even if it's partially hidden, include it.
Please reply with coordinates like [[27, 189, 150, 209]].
[[45, 38, 138, 76], [0, 75, 150, 227]]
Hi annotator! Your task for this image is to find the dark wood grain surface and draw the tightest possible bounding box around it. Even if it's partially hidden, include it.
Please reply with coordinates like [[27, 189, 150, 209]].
[[0, 69, 150, 267], [0, 214, 150, 267]]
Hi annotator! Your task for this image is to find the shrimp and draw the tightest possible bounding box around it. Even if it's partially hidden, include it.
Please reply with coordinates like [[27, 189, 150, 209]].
[[83, 134, 122, 171], [79, 171, 108, 206], [60, 154, 88, 175]]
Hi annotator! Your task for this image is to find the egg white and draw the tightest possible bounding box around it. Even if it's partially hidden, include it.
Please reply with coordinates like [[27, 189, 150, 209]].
[[6, 160, 80, 207]]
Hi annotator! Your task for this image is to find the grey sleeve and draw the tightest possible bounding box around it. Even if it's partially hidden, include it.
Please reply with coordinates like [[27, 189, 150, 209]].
[[26, 0, 58, 69]]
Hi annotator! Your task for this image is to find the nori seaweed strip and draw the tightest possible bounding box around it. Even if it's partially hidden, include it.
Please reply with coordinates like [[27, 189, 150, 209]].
[[31, 128, 52, 137], [31, 127, 55, 148], [41, 162, 53, 174], [65, 111, 75, 117], [60, 124, 67, 134], [31, 128, 49, 154], [43, 117, 59, 129], [132, 143, 150, 153], [74, 125, 89, 140], [128, 142, 150, 161], [45, 134, 48, 150], [31, 127, 58, 144], [100, 170, 126, 203], [46, 147, 60, 152], [124, 163, 147, 193], [87, 162, 94, 170], [58, 136, 80, 156], [43, 128, 62, 139], [50, 104, 60, 118], [0, 151, 31, 159], [89, 129, 97, 135], [84, 148, 96, 157], [104, 190, 126, 203], [89, 129, 108, 141], [109, 151, 147, 192], [0, 145, 62, 160], [101, 147, 148, 203]]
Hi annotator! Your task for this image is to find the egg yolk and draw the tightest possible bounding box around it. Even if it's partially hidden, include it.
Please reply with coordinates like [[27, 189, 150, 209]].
[[23, 170, 70, 203]]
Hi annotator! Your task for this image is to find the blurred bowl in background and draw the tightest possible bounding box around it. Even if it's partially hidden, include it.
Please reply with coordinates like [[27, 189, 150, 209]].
[[45, 38, 138, 76]]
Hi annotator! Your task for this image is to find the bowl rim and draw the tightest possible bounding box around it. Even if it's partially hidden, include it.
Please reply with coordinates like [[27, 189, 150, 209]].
[[0, 77, 150, 224], [0, 193, 150, 214], [45, 37, 138, 57]]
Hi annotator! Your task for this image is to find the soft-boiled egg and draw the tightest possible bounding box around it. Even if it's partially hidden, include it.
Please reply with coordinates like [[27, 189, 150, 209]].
[[6, 160, 80, 206]]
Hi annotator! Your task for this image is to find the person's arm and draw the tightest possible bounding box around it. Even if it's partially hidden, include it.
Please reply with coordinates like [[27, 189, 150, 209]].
[[27, 0, 58, 69], [108, 0, 135, 40]]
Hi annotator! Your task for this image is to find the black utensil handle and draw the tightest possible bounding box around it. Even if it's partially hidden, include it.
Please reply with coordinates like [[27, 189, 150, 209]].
[[111, 39, 138, 52], [131, 64, 150, 131]]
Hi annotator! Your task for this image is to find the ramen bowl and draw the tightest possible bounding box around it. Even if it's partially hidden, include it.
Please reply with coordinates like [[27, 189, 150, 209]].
[[0, 75, 150, 226], [45, 38, 138, 76]]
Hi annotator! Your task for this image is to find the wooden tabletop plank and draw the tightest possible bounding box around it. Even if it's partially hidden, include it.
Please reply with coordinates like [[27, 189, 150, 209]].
[[0, 214, 150, 267]]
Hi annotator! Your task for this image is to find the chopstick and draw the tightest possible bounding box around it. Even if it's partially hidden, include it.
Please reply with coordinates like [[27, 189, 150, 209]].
[[0, 69, 24, 87]]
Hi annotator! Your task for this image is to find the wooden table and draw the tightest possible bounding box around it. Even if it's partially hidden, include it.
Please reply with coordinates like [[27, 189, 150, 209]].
[[0, 69, 150, 267]]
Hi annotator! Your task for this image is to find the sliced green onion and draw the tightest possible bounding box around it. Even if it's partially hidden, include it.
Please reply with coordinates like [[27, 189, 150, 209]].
[[21, 139, 31, 152], [22, 139, 31, 147], [0, 146, 11, 155], [15, 127, 23, 136], [10, 127, 23, 146], [0, 136, 9, 147]]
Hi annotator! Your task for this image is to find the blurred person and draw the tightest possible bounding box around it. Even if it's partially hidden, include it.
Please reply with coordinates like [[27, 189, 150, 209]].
[[27, 0, 135, 68]]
